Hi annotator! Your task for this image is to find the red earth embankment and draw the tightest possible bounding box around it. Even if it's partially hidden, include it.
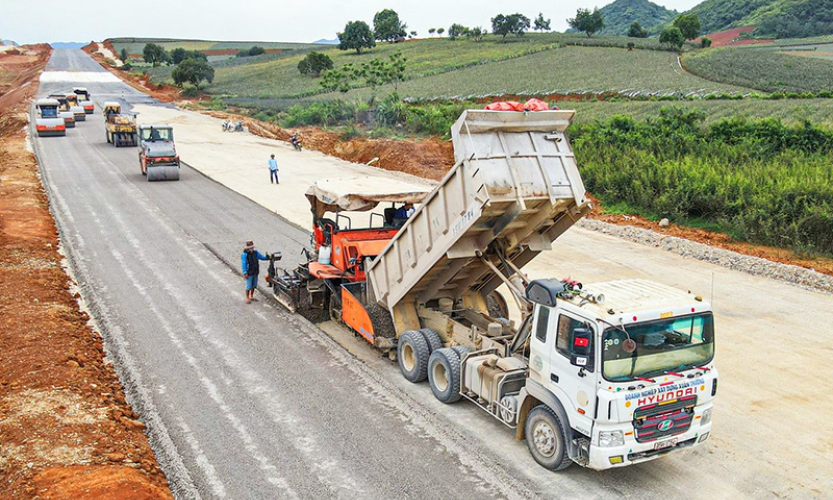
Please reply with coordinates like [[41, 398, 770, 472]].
[[0, 44, 173, 500]]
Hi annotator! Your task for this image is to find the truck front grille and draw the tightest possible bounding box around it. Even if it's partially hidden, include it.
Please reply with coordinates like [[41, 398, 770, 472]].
[[633, 395, 696, 443]]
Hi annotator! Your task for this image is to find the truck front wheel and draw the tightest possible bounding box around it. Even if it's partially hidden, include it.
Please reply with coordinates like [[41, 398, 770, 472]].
[[398, 330, 430, 383], [427, 348, 463, 404], [525, 406, 572, 471]]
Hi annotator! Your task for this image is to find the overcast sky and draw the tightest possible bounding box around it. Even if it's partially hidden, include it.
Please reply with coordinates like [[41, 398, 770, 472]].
[[3, 0, 703, 45]]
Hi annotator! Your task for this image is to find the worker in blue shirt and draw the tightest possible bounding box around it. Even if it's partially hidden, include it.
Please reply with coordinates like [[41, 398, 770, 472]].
[[241, 240, 269, 303], [268, 154, 279, 184]]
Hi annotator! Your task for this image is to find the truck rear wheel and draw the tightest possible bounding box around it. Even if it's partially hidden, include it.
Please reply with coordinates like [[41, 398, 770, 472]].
[[427, 348, 463, 404], [419, 328, 443, 353], [525, 406, 572, 471], [398, 330, 430, 383]]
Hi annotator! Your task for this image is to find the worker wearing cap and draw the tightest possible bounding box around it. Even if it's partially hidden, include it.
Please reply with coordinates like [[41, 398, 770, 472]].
[[241, 240, 269, 303], [268, 154, 279, 184]]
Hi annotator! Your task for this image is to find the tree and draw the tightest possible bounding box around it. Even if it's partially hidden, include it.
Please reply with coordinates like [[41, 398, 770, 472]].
[[627, 41, 635, 51], [660, 26, 685, 50], [142, 43, 168, 67], [120, 48, 129, 62], [320, 64, 355, 94], [171, 48, 207, 65], [448, 23, 468, 40], [568, 8, 605, 37], [409, 31, 417, 38], [171, 58, 214, 88], [248, 46, 265, 56], [491, 13, 531, 38], [354, 50, 408, 94], [437, 27, 445, 35], [298, 51, 334, 76], [628, 21, 648, 38], [338, 20, 376, 54], [700, 37, 712, 48], [534, 13, 551, 32], [465, 26, 486, 41], [428, 28, 436, 35], [373, 9, 407, 42], [673, 14, 701, 40]]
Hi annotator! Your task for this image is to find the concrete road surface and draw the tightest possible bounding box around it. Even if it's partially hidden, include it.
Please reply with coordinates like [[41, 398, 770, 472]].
[[33, 50, 833, 499]]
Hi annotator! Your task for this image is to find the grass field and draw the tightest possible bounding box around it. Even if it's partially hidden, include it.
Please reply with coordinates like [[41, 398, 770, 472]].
[[684, 45, 833, 93]]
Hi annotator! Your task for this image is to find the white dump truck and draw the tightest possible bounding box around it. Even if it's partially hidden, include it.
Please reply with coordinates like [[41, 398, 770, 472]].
[[138, 124, 180, 181], [66, 93, 86, 122], [272, 109, 718, 471], [35, 98, 67, 137]]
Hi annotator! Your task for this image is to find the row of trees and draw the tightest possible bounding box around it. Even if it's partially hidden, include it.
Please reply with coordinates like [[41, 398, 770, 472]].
[[320, 51, 407, 95], [138, 43, 214, 89]]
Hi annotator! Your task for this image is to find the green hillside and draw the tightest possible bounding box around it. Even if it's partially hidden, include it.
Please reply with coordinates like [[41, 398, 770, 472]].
[[569, 0, 677, 36], [684, 44, 833, 93], [684, 0, 833, 39], [156, 34, 739, 107]]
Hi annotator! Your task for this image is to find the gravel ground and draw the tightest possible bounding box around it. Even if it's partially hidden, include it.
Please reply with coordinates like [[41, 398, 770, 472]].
[[579, 219, 833, 295]]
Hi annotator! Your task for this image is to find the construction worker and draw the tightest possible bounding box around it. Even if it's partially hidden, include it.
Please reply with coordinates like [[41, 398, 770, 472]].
[[241, 240, 269, 303], [268, 154, 279, 184]]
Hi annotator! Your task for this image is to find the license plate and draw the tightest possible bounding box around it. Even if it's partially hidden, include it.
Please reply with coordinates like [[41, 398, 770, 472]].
[[654, 438, 677, 451]]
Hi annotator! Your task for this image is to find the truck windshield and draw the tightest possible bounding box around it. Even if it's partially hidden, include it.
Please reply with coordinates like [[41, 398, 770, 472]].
[[602, 313, 714, 382]]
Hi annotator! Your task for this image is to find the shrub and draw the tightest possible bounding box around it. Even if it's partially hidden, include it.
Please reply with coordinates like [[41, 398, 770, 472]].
[[298, 52, 334, 77], [571, 109, 833, 253]]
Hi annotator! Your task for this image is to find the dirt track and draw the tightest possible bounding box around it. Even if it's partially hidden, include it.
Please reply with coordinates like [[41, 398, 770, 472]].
[[0, 46, 172, 500]]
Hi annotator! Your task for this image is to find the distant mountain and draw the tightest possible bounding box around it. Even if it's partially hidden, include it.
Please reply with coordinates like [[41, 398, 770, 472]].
[[567, 0, 677, 36], [685, 0, 833, 39], [50, 42, 87, 49], [1, 39, 18, 46], [312, 38, 339, 45]]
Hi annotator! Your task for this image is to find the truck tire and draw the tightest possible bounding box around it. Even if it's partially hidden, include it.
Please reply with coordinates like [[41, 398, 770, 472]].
[[525, 405, 572, 471], [419, 328, 443, 354], [451, 345, 469, 359], [398, 330, 430, 383], [487, 291, 509, 319], [427, 348, 463, 404]]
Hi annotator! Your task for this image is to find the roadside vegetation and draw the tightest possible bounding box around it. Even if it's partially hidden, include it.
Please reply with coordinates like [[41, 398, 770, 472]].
[[572, 108, 833, 254]]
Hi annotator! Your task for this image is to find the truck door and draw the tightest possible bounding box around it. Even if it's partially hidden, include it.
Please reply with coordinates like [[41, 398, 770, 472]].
[[548, 311, 598, 436]]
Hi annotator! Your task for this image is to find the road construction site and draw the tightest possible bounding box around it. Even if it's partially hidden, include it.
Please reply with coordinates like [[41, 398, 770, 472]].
[[29, 49, 833, 499]]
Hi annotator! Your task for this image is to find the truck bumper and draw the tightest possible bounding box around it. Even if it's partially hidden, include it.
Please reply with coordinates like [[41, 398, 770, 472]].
[[586, 412, 713, 470]]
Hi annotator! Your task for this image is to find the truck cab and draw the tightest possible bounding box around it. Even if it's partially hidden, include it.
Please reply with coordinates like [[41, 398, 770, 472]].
[[523, 279, 716, 470]]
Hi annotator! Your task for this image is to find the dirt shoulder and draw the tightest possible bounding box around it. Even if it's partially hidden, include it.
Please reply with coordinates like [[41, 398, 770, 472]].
[[0, 46, 172, 500], [85, 46, 833, 278]]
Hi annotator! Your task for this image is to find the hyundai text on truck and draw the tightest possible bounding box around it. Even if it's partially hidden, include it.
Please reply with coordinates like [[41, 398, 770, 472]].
[[270, 109, 718, 471]]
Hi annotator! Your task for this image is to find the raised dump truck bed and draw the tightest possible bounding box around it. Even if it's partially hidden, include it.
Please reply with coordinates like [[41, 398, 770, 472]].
[[366, 110, 590, 318]]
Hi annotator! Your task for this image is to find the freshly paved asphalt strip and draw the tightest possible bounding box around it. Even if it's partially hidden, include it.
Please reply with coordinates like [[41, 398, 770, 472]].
[[34, 49, 539, 500]]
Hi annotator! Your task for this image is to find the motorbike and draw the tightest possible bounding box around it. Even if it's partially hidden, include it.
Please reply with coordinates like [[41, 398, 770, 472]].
[[290, 134, 302, 151]]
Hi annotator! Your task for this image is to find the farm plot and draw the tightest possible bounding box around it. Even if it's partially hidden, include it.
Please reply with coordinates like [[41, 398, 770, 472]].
[[567, 99, 833, 127], [208, 36, 567, 99], [336, 45, 751, 102], [684, 46, 833, 93]]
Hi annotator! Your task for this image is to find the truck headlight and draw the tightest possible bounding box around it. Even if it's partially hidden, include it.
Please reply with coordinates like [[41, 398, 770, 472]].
[[599, 430, 625, 447], [701, 408, 712, 426]]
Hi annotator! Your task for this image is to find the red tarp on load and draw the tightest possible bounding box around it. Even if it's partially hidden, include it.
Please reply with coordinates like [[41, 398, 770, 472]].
[[484, 98, 554, 111]]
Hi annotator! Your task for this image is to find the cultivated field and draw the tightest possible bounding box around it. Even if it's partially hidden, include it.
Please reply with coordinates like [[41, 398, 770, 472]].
[[568, 99, 833, 126], [684, 45, 833, 93]]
